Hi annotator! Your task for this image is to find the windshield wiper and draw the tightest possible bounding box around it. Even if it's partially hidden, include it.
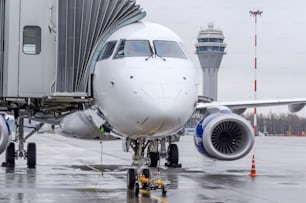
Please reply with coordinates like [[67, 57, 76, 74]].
[[155, 53, 166, 61], [153, 45, 166, 61], [145, 44, 166, 61], [145, 53, 154, 61], [145, 44, 154, 61]]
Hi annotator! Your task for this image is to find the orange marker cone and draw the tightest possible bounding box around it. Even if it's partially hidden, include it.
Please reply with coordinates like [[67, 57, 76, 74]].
[[249, 155, 256, 177]]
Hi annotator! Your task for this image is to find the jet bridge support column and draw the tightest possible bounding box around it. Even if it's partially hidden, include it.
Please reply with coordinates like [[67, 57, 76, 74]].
[[17, 117, 25, 158]]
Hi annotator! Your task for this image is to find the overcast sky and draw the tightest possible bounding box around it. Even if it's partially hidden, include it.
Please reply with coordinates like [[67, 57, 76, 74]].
[[136, 0, 306, 115]]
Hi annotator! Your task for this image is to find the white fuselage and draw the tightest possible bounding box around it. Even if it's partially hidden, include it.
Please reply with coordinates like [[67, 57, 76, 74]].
[[93, 22, 198, 138]]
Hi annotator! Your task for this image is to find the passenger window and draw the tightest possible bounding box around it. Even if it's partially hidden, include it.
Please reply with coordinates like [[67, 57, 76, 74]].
[[23, 26, 41, 55], [98, 41, 117, 60], [153, 40, 186, 59]]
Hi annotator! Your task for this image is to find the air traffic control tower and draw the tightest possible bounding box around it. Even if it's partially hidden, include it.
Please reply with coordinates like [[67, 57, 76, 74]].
[[195, 23, 226, 101]]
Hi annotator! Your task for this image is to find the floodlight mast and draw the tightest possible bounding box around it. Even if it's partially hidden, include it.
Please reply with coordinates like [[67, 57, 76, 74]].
[[249, 10, 263, 135]]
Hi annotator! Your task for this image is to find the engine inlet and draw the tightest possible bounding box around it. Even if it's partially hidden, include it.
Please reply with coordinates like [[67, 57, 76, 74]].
[[211, 121, 242, 154]]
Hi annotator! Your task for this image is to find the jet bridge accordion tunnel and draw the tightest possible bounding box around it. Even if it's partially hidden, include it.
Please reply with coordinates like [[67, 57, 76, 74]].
[[0, 0, 146, 99]]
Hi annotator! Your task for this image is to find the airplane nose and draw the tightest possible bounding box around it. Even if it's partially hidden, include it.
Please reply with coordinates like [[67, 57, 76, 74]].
[[142, 84, 182, 107], [137, 83, 193, 135]]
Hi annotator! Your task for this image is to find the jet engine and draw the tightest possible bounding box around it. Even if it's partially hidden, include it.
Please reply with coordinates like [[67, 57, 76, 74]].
[[0, 116, 10, 155], [58, 108, 106, 139], [194, 110, 254, 160]]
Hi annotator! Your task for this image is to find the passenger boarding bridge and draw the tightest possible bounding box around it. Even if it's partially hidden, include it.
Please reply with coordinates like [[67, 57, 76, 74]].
[[0, 0, 145, 120]]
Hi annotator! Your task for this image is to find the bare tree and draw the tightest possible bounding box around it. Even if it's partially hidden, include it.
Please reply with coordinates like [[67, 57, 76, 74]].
[[244, 112, 306, 136]]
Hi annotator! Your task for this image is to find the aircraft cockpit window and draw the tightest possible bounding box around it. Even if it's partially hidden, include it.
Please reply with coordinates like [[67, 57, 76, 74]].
[[153, 40, 186, 59], [114, 40, 152, 58], [98, 41, 117, 60]]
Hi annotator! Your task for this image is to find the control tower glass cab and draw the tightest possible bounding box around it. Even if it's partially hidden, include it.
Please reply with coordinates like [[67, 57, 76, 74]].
[[195, 23, 226, 101]]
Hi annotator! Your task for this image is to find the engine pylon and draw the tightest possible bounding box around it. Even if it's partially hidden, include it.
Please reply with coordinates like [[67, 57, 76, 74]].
[[249, 155, 256, 177]]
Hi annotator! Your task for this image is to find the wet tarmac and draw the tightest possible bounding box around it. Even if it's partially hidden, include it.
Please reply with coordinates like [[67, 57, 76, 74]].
[[1, 133, 306, 203]]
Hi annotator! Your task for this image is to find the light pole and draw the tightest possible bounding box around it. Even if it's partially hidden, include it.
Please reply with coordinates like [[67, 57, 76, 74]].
[[249, 10, 263, 135]]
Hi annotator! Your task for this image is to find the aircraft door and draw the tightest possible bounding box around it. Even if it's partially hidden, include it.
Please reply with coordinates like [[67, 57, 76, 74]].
[[18, 0, 56, 97]]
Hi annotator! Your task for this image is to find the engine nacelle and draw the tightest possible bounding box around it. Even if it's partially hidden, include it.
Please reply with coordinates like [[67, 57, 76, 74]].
[[0, 115, 10, 155], [59, 109, 105, 139], [194, 111, 254, 160], [288, 103, 305, 113]]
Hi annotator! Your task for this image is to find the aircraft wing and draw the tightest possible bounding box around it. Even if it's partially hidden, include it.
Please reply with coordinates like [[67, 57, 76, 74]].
[[196, 98, 306, 113]]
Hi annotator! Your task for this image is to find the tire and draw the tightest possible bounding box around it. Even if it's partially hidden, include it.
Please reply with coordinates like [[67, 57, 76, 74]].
[[148, 152, 159, 167], [168, 144, 179, 165], [141, 168, 151, 189], [142, 168, 151, 178], [127, 168, 136, 189], [27, 142, 36, 168], [162, 186, 167, 196], [6, 142, 15, 167], [134, 182, 139, 196]]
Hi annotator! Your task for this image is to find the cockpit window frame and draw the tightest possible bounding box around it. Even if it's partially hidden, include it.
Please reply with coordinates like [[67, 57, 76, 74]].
[[98, 40, 117, 61], [113, 39, 153, 59], [153, 40, 187, 59]]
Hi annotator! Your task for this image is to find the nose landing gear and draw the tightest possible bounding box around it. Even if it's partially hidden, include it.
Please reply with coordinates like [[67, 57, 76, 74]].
[[127, 167, 169, 197], [127, 138, 170, 197]]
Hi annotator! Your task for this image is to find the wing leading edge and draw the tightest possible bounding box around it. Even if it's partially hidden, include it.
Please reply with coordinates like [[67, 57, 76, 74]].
[[196, 98, 306, 113]]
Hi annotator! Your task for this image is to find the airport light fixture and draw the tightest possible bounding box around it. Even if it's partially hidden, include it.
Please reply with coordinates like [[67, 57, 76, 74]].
[[249, 10, 263, 135]]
